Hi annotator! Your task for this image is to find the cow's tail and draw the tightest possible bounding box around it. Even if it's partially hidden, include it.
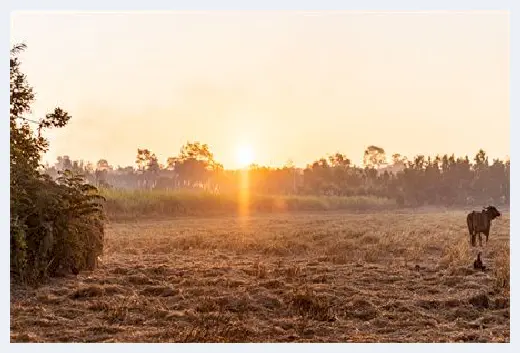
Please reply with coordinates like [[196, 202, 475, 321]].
[[467, 212, 476, 246]]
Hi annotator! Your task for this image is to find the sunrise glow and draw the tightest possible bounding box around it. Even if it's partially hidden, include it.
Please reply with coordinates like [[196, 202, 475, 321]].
[[235, 144, 254, 169], [10, 11, 509, 169]]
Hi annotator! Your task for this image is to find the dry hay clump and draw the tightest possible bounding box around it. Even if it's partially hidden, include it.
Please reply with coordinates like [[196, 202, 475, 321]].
[[289, 288, 336, 322]]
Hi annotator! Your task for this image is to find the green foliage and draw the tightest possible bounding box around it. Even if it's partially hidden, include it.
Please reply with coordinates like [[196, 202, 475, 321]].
[[10, 44, 105, 284], [101, 188, 396, 221]]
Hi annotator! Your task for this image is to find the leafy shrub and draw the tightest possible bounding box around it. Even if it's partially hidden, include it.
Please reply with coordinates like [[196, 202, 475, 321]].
[[10, 44, 105, 284]]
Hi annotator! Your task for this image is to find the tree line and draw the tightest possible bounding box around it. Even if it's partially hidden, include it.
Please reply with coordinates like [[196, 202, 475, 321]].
[[45, 144, 509, 208]]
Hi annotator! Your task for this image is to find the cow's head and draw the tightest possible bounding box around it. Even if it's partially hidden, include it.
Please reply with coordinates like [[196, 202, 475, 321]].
[[484, 205, 501, 220]]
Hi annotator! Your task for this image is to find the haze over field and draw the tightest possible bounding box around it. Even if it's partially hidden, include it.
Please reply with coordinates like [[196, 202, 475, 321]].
[[10, 11, 509, 169], [10, 11, 511, 343]]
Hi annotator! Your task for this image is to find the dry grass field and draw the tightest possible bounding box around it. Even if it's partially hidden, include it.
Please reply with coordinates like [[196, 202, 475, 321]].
[[10, 209, 510, 343]]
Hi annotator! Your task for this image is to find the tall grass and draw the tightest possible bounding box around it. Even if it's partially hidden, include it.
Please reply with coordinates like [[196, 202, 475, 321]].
[[101, 188, 397, 221]]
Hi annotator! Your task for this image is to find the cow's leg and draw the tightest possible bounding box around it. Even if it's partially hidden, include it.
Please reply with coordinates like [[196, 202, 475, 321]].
[[471, 232, 476, 247], [479, 232, 483, 247]]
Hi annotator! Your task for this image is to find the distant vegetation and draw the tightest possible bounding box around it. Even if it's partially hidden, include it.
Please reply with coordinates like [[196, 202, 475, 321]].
[[47, 143, 509, 211], [101, 189, 396, 221]]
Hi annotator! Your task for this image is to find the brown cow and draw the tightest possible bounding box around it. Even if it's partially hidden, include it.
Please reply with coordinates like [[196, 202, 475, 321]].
[[466, 206, 501, 246]]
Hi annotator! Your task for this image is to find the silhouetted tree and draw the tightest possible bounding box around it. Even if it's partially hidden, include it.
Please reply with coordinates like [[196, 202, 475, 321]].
[[363, 145, 386, 169], [168, 141, 222, 189]]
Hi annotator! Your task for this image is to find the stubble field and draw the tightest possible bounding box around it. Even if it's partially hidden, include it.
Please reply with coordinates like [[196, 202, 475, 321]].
[[10, 210, 510, 343]]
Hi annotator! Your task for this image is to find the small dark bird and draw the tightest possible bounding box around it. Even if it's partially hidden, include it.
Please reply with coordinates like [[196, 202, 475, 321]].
[[71, 264, 79, 275], [473, 252, 486, 271]]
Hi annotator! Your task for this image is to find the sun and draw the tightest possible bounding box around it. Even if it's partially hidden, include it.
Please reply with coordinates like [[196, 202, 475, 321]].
[[236, 144, 254, 168]]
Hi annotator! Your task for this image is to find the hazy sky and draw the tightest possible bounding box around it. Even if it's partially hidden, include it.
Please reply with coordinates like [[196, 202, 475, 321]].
[[11, 11, 509, 169]]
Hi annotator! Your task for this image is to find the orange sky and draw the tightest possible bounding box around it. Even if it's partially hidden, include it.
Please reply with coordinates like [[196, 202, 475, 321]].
[[10, 11, 509, 169]]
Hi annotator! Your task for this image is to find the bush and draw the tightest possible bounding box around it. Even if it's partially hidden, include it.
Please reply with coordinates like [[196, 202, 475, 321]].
[[11, 172, 105, 282], [10, 44, 105, 284]]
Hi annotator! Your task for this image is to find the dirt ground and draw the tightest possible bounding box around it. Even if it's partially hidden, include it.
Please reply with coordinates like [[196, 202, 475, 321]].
[[10, 210, 510, 342]]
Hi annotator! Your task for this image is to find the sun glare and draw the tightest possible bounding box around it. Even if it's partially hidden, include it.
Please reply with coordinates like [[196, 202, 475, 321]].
[[236, 145, 254, 168]]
